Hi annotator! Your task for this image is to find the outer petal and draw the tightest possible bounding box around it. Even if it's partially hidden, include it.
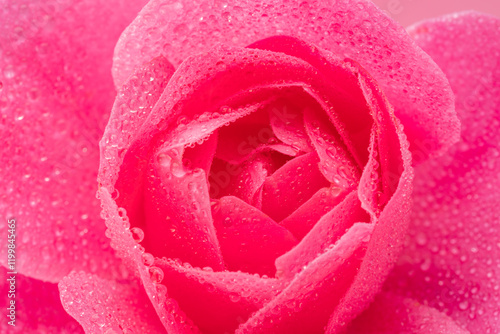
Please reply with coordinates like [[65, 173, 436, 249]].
[[99, 188, 201, 334], [113, 0, 459, 160], [385, 12, 500, 333], [0, 0, 148, 282], [346, 293, 469, 334], [59, 271, 166, 334], [0, 267, 83, 333], [155, 258, 285, 334]]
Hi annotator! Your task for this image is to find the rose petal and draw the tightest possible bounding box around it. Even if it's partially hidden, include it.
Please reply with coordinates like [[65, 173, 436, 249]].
[[275, 190, 369, 280], [0, 267, 83, 333], [303, 105, 360, 188], [249, 35, 374, 168], [108, 43, 370, 230], [183, 131, 219, 175], [114, 0, 459, 160], [346, 293, 469, 334], [209, 155, 269, 205], [59, 271, 167, 334], [98, 188, 201, 334], [325, 80, 413, 334], [212, 196, 298, 276], [384, 12, 500, 333], [99, 55, 175, 232], [279, 186, 350, 240], [261, 151, 330, 222], [0, 0, 148, 283], [237, 223, 374, 333], [215, 106, 278, 164], [143, 148, 224, 269], [267, 89, 315, 153], [155, 258, 285, 334]]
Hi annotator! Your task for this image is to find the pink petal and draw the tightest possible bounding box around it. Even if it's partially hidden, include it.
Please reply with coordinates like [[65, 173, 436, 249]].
[[209, 155, 270, 206], [113, 0, 459, 159], [143, 148, 224, 269], [275, 190, 369, 280], [183, 131, 219, 175], [237, 223, 374, 333], [155, 258, 285, 334], [104, 44, 319, 231], [261, 151, 330, 222], [303, 105, 360, 188], [99, 55, 175, 229], [384, 12, 500, 333], [211, 196, 298, 276], [59, 271, 167, 334], [98, 188, 201, 334], [0, 0, 148, 283], [279, 186, 350, 239], [346, 293, 469, 334], [249, 35, 373, 168], [0, 267, 83, 333], [267, 89, 315, 153], [325, 81, 413, 334], [215, 106, 278, 164]]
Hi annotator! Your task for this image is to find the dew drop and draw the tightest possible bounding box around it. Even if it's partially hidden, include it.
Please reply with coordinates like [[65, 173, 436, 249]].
[[459, 301, 469, 310], [415, 233, 428, 246], [330, 187, 342, 197], [130, 227, 144, 243], [325, 147, 337, 159], [142, 252, 155, 266], [149, 266, 164, 283], [229, 292, 241, 303]]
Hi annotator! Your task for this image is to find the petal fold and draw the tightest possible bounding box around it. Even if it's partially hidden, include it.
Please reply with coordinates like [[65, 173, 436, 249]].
[[0, 267, 83, 333]]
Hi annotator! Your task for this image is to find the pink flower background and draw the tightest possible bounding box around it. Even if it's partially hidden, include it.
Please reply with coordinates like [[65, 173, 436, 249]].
[[1, 0, 499, 333]]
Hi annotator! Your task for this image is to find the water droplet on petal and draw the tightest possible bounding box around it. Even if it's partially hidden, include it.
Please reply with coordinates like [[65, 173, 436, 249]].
[[149, 266, 164, 283], [130, 227, 144, 243], [142, 252, 155, 266]]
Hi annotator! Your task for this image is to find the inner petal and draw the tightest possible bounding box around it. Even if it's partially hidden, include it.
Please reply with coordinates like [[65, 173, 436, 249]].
[[261, 151, 330, 222], [142, 148, 224, 270], [211, 196, 298, 277]]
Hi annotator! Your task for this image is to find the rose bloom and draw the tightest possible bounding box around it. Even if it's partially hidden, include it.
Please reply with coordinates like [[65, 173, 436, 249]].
[[1, 0, 499, 333]]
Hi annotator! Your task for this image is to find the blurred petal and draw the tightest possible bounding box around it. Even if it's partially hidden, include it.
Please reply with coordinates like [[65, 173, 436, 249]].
[[0, 267, 83, 333], [59, 271, 166, 334], [0, 0, 148, 282], [113, 0, 459, 160], [346, 293, 469, 334], [385, 12, 500, 333]]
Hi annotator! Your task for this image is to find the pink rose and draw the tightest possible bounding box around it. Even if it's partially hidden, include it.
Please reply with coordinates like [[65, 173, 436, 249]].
[[1, 1, 498, 334]]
